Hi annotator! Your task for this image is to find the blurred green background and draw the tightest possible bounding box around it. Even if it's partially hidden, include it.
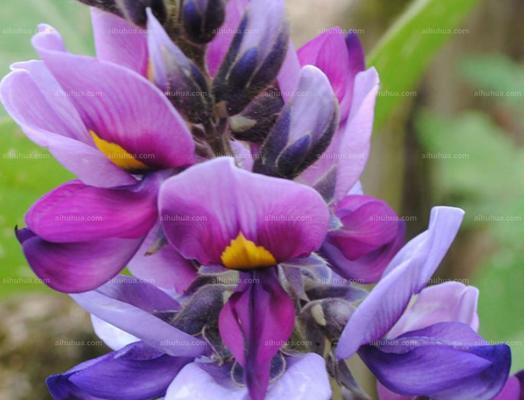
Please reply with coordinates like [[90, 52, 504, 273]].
[[1, 0, 523, 398]]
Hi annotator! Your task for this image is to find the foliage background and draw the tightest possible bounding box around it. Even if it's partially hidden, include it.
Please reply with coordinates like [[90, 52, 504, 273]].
[[0, 0, 523, 398]]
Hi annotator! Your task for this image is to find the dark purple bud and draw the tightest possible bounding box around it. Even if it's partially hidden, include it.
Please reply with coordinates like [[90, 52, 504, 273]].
[[182, 0, 226, 44], [213, 0, 289, 115], [306, 284, 367, 303], [148, 10, 213, 123], [327, 354, 371, 400], [254, 65, 339, 179], [171, 284, 227, 335], [298, 298, 354, 354], [229, 86, 284, 144], [76, 0, 123, 16]]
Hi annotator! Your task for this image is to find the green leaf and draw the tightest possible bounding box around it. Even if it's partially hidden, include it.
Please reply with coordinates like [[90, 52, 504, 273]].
[[0, 119, 73, 297], [369, 0, 479, 128], [460, 54, 524, 111]]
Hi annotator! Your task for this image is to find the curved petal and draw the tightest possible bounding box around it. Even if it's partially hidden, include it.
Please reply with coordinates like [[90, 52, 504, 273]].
[[91, 315, 139, 351], [128, 224, 198, 293], [47, 342, 191, 400], [360, 323, 511, 400], [166, 353, 331, 400], [321, 195, 405, 283], [298, 27, 365, 120], [160, 157, 330, 265], [336, 207, 464, 359], [71, 276, 209, 357], [32, 24, 195, 169], [388, 282, 479, 339], [19, 230, 143, 293], [219, 269, 295, 400], [26, 177, 159, 243], [297, 67, 379, 203], [0, 64, 135, 187], [91, 8, 148, 75]]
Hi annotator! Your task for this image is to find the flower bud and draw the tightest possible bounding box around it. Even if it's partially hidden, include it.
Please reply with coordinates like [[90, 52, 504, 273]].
[[212, 0, 289, 115], [254, 65, 339, 179], [229, 86, 284, 143], [182, 0, 226, 44], [148, 10, 213, 123]]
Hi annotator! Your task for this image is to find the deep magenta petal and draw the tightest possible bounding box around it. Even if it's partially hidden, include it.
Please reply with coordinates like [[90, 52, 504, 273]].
[[26, 177, 159, 243], [218, 270, 295, 400]]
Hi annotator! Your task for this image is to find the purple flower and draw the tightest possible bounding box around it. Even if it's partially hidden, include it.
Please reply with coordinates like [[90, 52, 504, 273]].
[[47, 275, 332, 400], [1, 24, 195, 186], [159, 157, 330, 399], [0, 16, 200, 292], [336, 207, 511, 399]]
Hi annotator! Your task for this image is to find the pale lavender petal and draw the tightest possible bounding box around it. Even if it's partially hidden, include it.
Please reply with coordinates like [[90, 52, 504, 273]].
[[219, 269, 295, 400], [91, 8, 148, 75], [230, 140, 254, 170], [336, 207, 464, 359], [277, 44, 301, 102], [47, 342, 191, 400], [160, 157, 329, 265], [297, 68, 379, 203], [33, 25, 195, 169], [166, 353, 331, 400], [71, 276, 209, 357], [388, 282, 479, 339], [0, 64, 134, 187], [128, 224, 198, 293], [91, 315, 139, 351]]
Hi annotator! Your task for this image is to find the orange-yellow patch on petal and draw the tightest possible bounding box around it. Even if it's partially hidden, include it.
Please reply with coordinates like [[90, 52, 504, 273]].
[[221, 233, 277, 270], [90, 131, 148, 171]]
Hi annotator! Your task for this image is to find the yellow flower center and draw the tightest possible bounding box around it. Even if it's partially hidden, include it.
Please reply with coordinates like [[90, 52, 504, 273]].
[[90, 131, 148, 171], [221, 233, 277, 270]]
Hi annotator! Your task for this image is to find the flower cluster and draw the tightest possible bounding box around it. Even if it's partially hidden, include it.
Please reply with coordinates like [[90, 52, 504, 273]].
[[0, 0, 519, 399]]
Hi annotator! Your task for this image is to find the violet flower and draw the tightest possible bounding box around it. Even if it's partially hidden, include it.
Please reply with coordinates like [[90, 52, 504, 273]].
[[336, 207, 511, 399], [47, 275, 332, 400], [158, 157, 331, 399], [0, 0, 290, 293]]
